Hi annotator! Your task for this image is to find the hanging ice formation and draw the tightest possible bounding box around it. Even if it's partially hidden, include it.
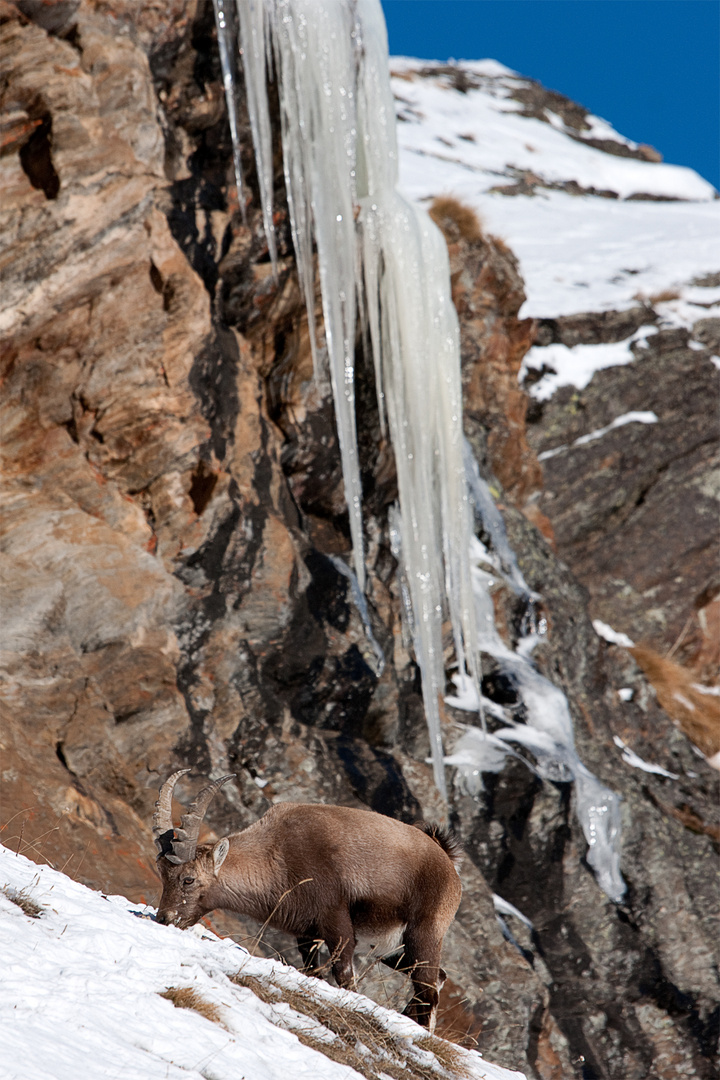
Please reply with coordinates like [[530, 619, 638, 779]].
[[446, 449, 626, 903], [214, 0, 625, 902], [217, 0, 479, 801]]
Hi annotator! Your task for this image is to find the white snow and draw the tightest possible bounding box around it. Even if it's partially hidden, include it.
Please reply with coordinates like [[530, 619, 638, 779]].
[[618, 687, 634, 702], [391, 62, 713, 203], [522, 338, 643, 401], [593, 621, 635, 648], [612, 736, 679, 780], [392, 60, 720, 324], [537, 411, 659, 461], [0, 845, 525, 1080]]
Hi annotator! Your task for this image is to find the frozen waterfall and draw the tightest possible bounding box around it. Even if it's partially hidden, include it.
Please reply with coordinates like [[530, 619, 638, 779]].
[[220, 0, 479, 800], [214, 0, 625, 900]]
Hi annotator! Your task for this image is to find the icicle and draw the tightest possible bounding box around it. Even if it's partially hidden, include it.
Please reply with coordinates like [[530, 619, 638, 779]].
[[235, 0, 277, 269], [329, 555, 385, 676], [463, 439, 538, 603], [212, 0, 246, 220], [262, 0, 365, 590], [227, 0, 482, 800], [354, 3, 483, 793]]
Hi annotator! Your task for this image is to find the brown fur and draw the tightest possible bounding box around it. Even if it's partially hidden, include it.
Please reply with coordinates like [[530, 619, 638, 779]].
[[155, 800, 462, 1031], [415, 822, 463, 865]]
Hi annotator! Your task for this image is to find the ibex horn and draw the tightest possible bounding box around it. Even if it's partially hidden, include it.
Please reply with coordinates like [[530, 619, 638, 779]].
[[167, 774, 236, 865], [153, 769, 191, 860]]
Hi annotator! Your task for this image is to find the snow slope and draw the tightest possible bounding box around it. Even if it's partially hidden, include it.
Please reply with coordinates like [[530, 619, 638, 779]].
[[392, 59, 720, 396], [0, 845, 525, 1080]]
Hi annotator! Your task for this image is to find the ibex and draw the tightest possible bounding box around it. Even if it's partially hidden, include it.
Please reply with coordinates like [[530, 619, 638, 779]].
[[153, 771, 462, 1030]]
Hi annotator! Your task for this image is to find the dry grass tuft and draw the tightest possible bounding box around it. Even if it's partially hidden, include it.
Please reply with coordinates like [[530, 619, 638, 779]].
[[634, 288, 681, 306], [630, 645, 720, 760], [231, 970, 472, 1079], [159, 986, 225, 1027], [2, 885, 43, 919], [429, 197, 483, 244], [415, 1034, 473, 1076]]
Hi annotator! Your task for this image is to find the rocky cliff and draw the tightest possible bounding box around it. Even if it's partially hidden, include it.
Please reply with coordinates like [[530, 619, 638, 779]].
[[1, 4, 717, 1079]]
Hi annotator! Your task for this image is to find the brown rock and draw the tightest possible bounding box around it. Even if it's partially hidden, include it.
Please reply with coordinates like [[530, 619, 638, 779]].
[[1, 7, 717, 1078], [429, 196, 541, 506]]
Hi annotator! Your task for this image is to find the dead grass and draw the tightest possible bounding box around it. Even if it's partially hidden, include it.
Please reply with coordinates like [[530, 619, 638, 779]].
[[429, 197, 483, 244], [159, 987, 225, 1027], [415, 1034, 474, 1076], [630, 645, 720, 759], [633, 288, 681, 306], [2, 885, 43, 919], [230, 971, 472, 1080]]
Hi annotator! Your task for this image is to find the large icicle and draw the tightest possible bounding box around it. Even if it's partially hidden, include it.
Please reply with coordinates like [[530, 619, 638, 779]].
[[224, 0, 480, 799], [266, 1, 364, 591], [355, 1, 483, 797], [236, 0, 277, 268]]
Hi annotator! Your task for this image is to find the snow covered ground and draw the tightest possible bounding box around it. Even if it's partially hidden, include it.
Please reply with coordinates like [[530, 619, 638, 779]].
[[392, 58, 720, 397], [0, 845, 525, 1080]]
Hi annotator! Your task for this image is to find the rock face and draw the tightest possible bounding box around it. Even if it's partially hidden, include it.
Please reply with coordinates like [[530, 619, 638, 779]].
[[527, 313, 720, 679], [1, 5, 718, 1079]]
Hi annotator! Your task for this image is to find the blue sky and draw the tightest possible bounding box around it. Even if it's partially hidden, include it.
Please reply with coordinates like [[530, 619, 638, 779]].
[[382, 0, 720, 189]]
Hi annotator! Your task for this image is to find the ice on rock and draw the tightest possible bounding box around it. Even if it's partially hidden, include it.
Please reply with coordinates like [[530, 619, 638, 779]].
[[447, 448, 627, 903], [217, 0, 626, 899], [464, 440, 538, 603], [329, 555, 385, 676], [225, 0, 480, 799]]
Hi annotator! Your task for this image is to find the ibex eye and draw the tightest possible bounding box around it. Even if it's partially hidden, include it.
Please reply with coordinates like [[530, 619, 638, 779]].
[[183, 876, 195, 886]]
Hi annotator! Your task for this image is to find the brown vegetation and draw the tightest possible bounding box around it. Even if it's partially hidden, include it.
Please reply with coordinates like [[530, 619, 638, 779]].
[[630, 645, 720, 759], [1, 885, 43, 919], [231, 971, 472, 1080], [158, 986, 225, 1026], [429, 196, 484, 244]]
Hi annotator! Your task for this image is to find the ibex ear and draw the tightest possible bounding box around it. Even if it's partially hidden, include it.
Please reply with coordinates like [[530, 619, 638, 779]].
[[212, 837, 230, 874]]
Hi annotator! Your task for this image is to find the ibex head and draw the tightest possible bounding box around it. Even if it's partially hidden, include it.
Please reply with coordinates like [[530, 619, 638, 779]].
[[153, 770, 234, 929]]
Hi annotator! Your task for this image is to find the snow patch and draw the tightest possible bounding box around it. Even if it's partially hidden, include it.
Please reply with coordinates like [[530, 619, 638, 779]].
[[520, 329, 657, 401], [0, 846, 526, 1080], [593, 621, 635, 648], [613, 735, 679, 780], [392, 60, 719, 321], [538, 411, 659, 461]]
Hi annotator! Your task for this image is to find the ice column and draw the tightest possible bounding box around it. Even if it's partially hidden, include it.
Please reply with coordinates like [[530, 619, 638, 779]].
[[219, 0, 480, 799]]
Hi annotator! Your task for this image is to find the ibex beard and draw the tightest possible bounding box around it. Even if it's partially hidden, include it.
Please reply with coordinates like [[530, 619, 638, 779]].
[[153, 771, 462, 1032]]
